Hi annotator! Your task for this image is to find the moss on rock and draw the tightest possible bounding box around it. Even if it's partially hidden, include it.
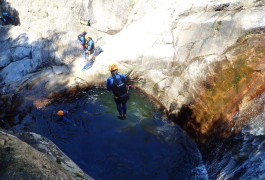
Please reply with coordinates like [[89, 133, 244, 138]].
[[177, 33, 265, 143]]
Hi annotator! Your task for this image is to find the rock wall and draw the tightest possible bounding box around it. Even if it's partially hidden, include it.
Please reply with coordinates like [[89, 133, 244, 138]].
[[0, 0, 264, 145], [81, 0, 135, 33], [0, 0, 265, 178], [99, 0, 265, 142], [0, 130, 92, 179]]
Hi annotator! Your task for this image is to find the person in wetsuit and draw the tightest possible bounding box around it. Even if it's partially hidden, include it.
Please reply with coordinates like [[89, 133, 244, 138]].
[[57, 110, 72, 123], [106, 63, 130, 120]]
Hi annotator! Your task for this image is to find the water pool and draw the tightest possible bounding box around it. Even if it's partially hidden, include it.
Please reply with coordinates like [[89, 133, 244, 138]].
[[11, 89, 207, 180]]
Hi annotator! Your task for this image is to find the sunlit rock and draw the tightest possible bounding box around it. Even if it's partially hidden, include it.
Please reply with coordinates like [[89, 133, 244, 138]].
[[0, 0, 265, 178]]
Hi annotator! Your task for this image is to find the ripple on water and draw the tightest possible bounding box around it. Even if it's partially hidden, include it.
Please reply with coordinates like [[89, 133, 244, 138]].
[[11, 89, 208, 180]]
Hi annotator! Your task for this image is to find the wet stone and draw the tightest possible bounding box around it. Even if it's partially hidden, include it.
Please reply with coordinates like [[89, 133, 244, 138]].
[[0, 139, 5, 147]]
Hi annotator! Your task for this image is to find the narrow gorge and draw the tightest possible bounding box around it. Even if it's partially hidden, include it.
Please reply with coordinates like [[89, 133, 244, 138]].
[[0, 0, 265, 179]]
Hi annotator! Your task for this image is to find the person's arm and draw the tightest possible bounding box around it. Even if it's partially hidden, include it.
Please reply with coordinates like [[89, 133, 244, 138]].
[[121, 74, 126, 79], [106, 78, 112, 91], [80, 36, 85, 44], [62, 116, 71, 123], [63, 110, 69, 114]]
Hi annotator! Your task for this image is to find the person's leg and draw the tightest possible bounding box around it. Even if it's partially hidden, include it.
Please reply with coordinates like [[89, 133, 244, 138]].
[[116, 102, 123, 118], [82, 44, 85, 50], [122, 103, 127, 114], [83, 51, 87, 60], [5, 16, 11, 24], [120, 102, 127, 119], [1, 17, 6, 25]]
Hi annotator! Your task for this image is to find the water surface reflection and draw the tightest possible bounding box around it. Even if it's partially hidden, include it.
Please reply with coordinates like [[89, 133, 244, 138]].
[[12, 89, 207, 179]]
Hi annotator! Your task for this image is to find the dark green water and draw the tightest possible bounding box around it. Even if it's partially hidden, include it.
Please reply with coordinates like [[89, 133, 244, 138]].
[[11, 89, 207, 180]]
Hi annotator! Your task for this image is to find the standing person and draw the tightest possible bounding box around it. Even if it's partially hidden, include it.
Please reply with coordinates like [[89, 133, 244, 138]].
[[83, 34, 95, 61], [106, 63, 130, 119], [78, 28, 87, 50]]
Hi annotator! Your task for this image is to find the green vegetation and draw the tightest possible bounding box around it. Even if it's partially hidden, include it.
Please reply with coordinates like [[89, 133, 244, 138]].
[[214, 21, 222, 33], [129, 0, 135, 8], [75, 172, 84, 178], [191, 33, 265, 139], [56, 157, 61, 164]]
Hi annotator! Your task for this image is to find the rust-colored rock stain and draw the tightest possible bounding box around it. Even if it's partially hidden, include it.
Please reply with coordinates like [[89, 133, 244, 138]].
[[174, 33, 265, 143]]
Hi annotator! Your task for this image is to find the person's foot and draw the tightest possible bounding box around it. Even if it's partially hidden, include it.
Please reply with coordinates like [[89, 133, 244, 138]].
[[122, 114, 127, 119], [117, 115, 123, 119]]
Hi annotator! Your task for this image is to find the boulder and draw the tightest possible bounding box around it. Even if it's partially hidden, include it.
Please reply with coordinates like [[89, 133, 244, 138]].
[[11, 46, 32, 61], [0, 130, 93, 179]]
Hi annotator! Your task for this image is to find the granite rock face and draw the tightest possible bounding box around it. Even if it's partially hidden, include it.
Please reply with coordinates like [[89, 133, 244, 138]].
[[0, 0, 264, 167], [0, 130, 93, 179]]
